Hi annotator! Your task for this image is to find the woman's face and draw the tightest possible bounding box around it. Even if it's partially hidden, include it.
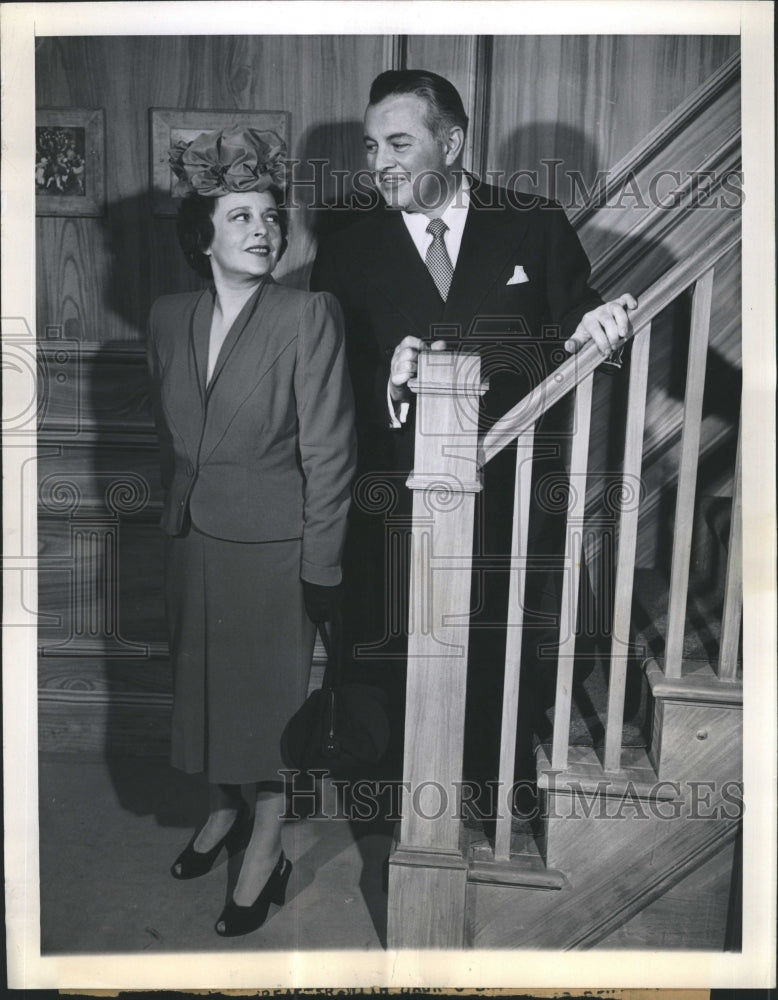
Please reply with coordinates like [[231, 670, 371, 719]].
[[206, 190, 284, 285]]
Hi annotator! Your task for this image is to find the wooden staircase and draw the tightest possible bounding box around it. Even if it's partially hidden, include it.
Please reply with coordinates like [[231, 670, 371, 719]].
[[386, 64, 743, 943]]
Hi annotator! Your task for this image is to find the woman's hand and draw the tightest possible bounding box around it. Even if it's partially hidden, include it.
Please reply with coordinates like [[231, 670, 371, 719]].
[[303, 581, 343, 624]]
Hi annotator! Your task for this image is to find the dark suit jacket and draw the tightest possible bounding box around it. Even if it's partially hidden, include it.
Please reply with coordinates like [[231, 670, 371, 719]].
[[147, 278, 356, 586], [311, 182, 604, 776], [310, 181, 602, 479]]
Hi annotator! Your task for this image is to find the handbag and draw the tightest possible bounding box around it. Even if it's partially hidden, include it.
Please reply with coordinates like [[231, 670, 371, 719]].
[[280, 615, 390, 779]]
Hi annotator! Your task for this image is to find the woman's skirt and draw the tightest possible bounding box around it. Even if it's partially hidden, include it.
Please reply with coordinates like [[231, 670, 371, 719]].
[[164, 527, 315, 784]]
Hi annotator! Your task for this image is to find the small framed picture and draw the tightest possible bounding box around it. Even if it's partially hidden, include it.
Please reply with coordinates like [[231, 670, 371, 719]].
[[149, 108, 290, 216], [36, 108, 106, 217]]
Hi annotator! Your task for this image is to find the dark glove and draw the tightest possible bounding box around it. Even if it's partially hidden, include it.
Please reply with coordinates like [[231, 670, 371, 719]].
[[303, 581, 342, 624]]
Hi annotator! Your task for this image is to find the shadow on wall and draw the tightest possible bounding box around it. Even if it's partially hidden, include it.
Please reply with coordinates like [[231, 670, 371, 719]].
[[269, 118, 379, 291], [98, 188, 208, 334]]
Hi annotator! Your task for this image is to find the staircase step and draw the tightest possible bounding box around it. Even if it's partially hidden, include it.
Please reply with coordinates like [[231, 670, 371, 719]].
[[645, 657, 742, 702], [535, 744, 667, 796]]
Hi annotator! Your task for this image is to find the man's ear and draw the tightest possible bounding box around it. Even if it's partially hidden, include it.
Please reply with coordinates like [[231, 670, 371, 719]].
[[444, 126, 465, 166]]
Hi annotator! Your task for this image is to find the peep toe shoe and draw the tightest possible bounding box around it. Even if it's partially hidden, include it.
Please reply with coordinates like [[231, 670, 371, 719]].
[[170, 801, 250, 880], [215, 852, 292, 937]]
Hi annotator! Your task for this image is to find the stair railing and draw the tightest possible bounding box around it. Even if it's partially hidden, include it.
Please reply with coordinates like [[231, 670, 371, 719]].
[[387, 215, 741, 945], [483, 217, 742, 858]]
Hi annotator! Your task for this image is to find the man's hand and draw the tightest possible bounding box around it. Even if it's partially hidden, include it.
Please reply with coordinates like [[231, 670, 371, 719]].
[[389, 336, 448, 402], [564, 294, 638, 357]]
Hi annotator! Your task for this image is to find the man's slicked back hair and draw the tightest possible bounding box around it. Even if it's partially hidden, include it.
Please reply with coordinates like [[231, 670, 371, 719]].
[[368, 69, 469, 140]]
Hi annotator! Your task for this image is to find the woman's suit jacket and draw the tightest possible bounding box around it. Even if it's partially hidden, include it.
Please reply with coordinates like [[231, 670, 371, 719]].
[[147, 278, 356, 586]]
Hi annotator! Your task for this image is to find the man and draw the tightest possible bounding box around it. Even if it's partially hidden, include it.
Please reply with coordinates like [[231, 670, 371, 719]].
[[311, 69, 636, 804]]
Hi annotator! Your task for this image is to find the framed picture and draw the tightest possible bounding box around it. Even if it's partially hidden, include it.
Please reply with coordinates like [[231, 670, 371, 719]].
[[35, 108, 105, 216], [150, 108, 290, 216]]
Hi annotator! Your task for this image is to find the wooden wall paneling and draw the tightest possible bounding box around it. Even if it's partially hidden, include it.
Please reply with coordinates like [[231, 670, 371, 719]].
[[384, 35, 407, 72], [35, 36, 80, 104], [36, 217, 106, 342], [579, 86, 740, 291], [38, 342, 156, 440], [39, 657, 171, 701], [37, 38, 158, 342], [486, 35, 739, 195], [486, 36, 601, 192], [570, 53, 740, 228]]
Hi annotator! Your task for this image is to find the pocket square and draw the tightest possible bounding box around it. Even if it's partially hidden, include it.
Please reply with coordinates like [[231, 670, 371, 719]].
[[507, 265, 529, 285]]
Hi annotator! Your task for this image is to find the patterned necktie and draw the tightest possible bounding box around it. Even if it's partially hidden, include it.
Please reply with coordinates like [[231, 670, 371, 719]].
[[425, 217, 454, 301]]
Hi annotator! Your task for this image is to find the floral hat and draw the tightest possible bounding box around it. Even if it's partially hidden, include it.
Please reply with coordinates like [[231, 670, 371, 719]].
[[169, 125, 286, 197]]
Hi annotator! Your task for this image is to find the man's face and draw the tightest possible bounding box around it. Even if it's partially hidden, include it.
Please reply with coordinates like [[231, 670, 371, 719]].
[[363, 94, 457, 215]]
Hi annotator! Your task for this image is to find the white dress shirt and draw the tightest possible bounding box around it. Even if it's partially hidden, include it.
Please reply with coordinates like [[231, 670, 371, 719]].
[[388, 178, 471, 427], [400, 177, 470, 270]]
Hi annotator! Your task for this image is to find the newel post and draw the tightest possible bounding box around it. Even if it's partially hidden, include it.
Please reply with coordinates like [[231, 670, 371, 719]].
[[387, 349, 487, 949]]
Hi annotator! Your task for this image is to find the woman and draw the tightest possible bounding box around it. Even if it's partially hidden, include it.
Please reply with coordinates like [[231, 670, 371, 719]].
[[147, 126, 355, 937]]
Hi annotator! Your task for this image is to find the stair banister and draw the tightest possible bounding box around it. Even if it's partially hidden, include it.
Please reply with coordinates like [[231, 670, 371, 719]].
[[718, 423, 743, 681], [664, 267, 716, 676], [387, 348, 487, 949], [493, 424, 535, 861], [602, 317, 653, 772], [550, 372, 594, 772]]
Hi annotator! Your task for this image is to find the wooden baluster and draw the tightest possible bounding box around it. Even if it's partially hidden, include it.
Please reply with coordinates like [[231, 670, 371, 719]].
[[387, 350, 487, 949], [603, 323, 652, 772], [494, 425, 535, 862], [718, 422, 742, 681], [551, 372, 594, 772], [664, 268, 715, 678]]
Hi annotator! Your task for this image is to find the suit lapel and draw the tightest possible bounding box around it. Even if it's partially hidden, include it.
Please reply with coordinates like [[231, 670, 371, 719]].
[[198, 279, 291, 465], [443, 182, 532, 328], [358, 210, 445, 337], [190, 288, 214, 404], [205, 279, 270, 400]]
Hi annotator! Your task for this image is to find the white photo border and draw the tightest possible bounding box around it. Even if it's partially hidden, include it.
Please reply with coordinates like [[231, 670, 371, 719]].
[[2, 0, 775, 991]]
